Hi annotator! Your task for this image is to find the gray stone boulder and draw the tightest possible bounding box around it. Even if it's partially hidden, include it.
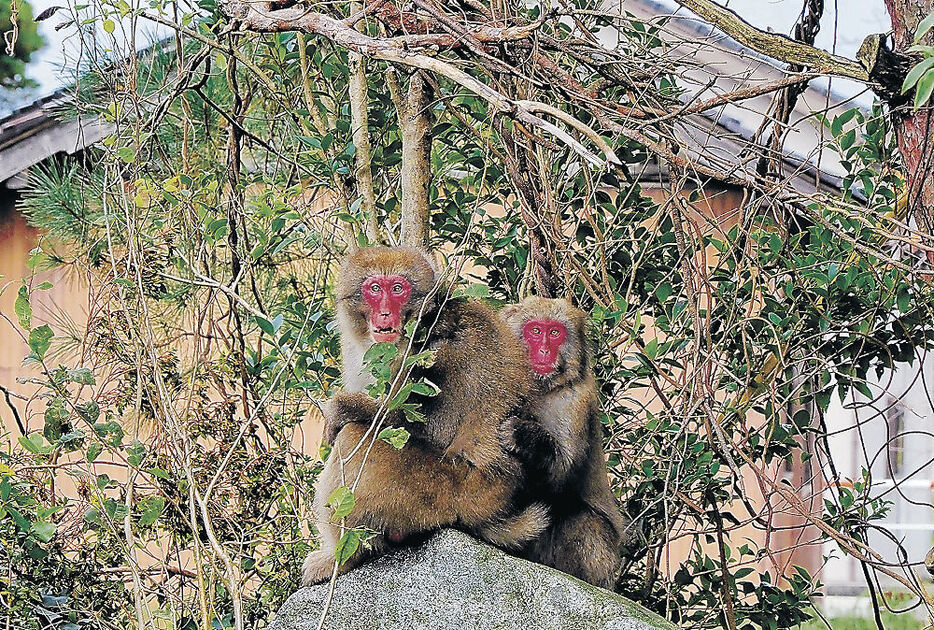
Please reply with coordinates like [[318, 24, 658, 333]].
[[270, 529, 675, 630]]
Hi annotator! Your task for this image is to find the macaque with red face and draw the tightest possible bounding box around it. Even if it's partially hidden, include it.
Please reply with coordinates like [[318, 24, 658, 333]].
[[302, 247, 549, 585], [333, 247, 437, 393], [500, 296, 626, 590], [523, 318, 569, 376]]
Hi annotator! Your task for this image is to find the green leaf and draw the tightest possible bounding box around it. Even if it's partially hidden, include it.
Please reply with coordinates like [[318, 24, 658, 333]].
[[363, 342, 399, 363], [117, 146, 136, 163], [401, 404, 427, 424], [334, 528, 363, 565], [831, 108, 858, 137], [326, 486, 355, 519], [8, 506, 29, 532], [147, 467, 171, 480], [138, 496, 165, 526], [377, 427, 410, 449], [14, 285, 31, 329], [255, 316, 275, 335], [409, 379, 440, 397], [897, 289, 911, 313], [31, 521, 56, 542], [18, 433, 50, 455], [127, 439, 146, 467], [915, 10, 934, 43], [916, 68, 934, 109], [103, 18, 115, 33], [902, 57, 934, 93], [839, 128, 857, 152], [84, 508, 102, 526], [76, 401, 100, 424], [459, 283, 489, 298], [28, 325, 53, 359], [66, 367, 96, 385], [86, 442, 103, 462], [36, 282, 53, 290]]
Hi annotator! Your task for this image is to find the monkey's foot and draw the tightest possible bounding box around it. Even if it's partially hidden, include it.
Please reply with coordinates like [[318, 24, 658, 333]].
[[301, 550, 337, 586]]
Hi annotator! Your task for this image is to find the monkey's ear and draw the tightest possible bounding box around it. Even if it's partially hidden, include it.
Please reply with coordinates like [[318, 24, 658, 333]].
[[500, 304, 520, 320]]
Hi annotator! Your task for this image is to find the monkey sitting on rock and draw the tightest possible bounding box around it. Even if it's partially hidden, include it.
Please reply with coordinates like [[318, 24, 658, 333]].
[[302, 247, 550, 585], [499, 296, 626, 590]]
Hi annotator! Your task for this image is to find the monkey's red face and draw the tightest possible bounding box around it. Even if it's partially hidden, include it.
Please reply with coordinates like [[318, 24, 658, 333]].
[[522, 319, 567, 376], [361, 274, 412, 343]]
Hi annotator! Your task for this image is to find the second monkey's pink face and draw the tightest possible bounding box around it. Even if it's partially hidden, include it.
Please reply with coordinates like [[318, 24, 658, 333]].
[[522, 319, 568, 376], [362, 274, 412, 343]]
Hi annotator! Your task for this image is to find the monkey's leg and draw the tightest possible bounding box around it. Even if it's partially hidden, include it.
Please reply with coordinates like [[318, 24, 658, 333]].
[[304, 431, 391, 585], [306, 422, 468, 582]]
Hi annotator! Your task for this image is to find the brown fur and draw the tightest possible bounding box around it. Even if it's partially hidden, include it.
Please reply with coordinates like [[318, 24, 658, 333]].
[[500, 296, 626, 590], [303, 248, 548, 585]]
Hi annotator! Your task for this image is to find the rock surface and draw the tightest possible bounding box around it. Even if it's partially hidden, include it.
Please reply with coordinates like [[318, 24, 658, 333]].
[[269, 529, 675, 630]]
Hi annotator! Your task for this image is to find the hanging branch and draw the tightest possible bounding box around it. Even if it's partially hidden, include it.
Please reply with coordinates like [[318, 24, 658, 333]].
[[672, 0, 869, 81], [755, 0, 824, 182], [218, 1, 614, 168]]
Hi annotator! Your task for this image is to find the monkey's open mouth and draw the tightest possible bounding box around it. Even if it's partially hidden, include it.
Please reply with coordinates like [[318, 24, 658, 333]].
[[371, 326, 401, 343]]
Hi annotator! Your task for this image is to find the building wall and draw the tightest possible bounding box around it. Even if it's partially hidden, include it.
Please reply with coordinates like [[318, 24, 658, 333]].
[[0, 191, 90, 437], [823, 356, 934, 592]]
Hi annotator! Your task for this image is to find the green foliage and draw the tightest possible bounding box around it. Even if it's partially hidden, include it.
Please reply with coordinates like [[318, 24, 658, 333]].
[[0, 0, 43, 87], [902, 11, 934, 109]]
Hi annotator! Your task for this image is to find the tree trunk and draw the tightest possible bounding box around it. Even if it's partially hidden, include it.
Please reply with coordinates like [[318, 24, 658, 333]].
[[400, 73, 433, 248], [348, 3, 379, 244], [884, 0, 934, 236]]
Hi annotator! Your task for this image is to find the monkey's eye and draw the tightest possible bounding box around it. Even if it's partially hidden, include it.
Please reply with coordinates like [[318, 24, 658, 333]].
[[370, 284, 381, 293], [531, 327, 542, 335], [392, 283, 404, 293], [549, 329, 560, 337]]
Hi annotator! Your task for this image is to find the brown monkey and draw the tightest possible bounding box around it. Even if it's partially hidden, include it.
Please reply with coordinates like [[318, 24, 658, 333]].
[[302, 247, 548, 585], [500, 296, 625, 590]]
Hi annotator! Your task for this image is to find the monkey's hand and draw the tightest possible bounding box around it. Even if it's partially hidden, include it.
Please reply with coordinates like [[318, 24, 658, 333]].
[[499, 414, 561, 479], [324, 392, 378, 445]]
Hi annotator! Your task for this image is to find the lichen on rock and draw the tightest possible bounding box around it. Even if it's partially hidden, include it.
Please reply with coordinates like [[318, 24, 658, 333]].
[[270, 529, 675, 630]]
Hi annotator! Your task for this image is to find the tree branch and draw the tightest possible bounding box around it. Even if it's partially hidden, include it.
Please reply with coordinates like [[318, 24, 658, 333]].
[[400, 72, 432, 247], [673, 0, 869, 81], [347, 3, 379, 243], [218, 1, 610, 167]]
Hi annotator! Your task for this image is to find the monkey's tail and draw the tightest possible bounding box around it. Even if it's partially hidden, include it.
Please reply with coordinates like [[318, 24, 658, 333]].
[[477, 502, 551, 550]]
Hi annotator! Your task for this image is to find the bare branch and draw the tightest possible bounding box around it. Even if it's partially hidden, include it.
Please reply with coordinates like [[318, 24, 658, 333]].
[[347, 9, 379, 242], [673, 0, 870, 81], [219, 1, 611, 166], [400, 73, 433, 247]]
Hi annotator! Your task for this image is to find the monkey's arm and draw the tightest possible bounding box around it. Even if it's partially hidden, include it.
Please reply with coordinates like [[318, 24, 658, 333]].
[[499, 413, 563, 489], [324, 391, 409, 445]]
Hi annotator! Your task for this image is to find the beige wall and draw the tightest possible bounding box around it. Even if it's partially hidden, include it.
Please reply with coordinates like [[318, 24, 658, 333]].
[[0, 195, 90, 436]]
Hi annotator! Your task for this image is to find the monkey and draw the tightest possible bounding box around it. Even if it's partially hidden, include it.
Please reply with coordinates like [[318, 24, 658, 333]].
[[498, 296, 626, 590], [301, 247, 549, 585]]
